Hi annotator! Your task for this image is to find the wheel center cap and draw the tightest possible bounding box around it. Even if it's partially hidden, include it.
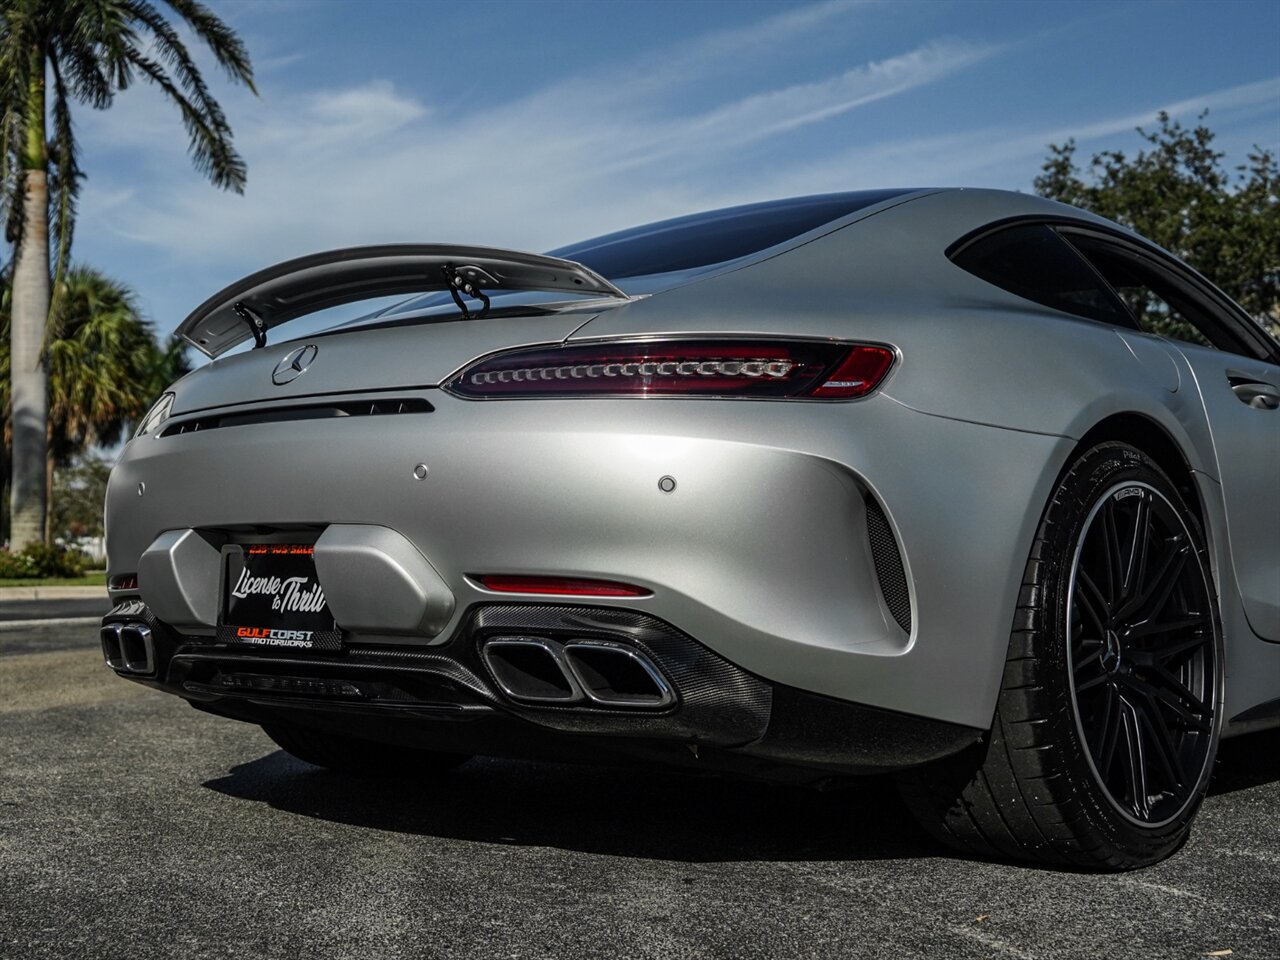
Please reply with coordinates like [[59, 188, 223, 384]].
[[1102, 629, 1123, 673]]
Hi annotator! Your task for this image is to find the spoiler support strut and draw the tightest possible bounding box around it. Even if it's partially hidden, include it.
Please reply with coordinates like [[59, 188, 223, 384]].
[[441, 264, 491, 321], [232, 301, 269, 350]]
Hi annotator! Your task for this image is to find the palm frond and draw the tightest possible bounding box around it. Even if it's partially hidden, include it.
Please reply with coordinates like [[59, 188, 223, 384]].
[[160, 0, 257, 94], [54, 39, 118, 109], [125, 0, 231, 104], [46, 55, 83, 305], [42, 264, 162, 459], [119, 0, 237, 154], [125, 48, 247, 193], [0, 8, 31, 248]]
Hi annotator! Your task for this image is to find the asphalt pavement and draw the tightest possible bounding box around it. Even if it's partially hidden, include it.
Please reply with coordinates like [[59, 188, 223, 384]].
[[1, 614, 1278, 960], [0, 596, 110, 623]]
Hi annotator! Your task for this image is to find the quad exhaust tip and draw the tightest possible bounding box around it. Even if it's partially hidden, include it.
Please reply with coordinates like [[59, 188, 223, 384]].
[[101, 622, 155, 676], [562, 640, 675, 708], [480, 636, 674, 709], [482, 638, 577, 703]]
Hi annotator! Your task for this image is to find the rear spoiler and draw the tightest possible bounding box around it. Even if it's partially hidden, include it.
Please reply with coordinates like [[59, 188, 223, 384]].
[[176, 244, 629, 357]]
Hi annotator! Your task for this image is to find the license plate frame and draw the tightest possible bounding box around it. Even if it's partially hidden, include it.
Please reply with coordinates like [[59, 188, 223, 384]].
[[217, 543, 342, 652]]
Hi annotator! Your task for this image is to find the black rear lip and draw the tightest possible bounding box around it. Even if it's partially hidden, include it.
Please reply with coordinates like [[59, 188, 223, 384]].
[[106, 600, 982, 777]]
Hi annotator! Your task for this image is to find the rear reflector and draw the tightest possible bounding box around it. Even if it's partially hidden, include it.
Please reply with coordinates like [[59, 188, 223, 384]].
[[109, 573, 139, 591], [473, 575, 652, 597], [447, 338, 894, 400]]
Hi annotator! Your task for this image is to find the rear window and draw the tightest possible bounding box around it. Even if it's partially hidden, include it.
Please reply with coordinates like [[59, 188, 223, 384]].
[[550, 189, 915, 280], [951, 223, 1132, 327]]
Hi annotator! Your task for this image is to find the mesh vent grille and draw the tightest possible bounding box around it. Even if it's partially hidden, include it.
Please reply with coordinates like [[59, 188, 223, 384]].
[[865, 495, 912, 634]]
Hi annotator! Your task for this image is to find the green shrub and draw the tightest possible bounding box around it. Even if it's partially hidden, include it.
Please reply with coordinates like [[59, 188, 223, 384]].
[[0, 543, 88, 579], [0, 549, 38, 578]]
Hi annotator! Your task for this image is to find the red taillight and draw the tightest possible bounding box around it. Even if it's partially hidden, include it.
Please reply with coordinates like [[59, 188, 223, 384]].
[[809, 345, 897, 399], [109, 573, 139, 591], [447, 339, 895, 400], [473, 575, 652, 597]]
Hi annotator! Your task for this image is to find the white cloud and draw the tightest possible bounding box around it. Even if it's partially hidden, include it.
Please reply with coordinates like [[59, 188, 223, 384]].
[[67, 0, 1277, 337], [77, 29, 992, 283], [306, 81, 426, 132], [753, 75, 1280, 198], [610, 40, 993, 173]]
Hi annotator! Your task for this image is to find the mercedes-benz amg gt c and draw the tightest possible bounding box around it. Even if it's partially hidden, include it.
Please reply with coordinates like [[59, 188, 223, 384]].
[[102, 188, 1279, 869]]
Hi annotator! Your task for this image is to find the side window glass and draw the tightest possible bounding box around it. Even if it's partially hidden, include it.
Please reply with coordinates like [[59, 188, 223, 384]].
[[950, 224, 1132, 327], [1063, 235, 1221, 352]]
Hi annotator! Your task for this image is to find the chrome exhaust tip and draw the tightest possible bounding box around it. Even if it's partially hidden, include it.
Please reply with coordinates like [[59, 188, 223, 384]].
[[119, 623, 155, 675], [562, 640, 675, 709], [479, 635, 675, 710], [102, 622, 155, 675], [101, 624, 124, 670], [481, 637, 581, 703]]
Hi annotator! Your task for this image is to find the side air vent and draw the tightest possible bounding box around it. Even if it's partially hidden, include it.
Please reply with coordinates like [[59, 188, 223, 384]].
[[864, 494, 912, 634], [160, 397, 432, 436]]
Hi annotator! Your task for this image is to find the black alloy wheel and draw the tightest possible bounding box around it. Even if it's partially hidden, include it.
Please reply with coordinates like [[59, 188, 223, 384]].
[[898, 442, 1223, 869], [1067, 480, 1217, 827]]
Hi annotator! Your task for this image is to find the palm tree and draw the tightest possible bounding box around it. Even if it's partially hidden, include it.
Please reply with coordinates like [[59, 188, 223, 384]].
[[1, 265, 190, 541], [1, 0, 254, 546], [44, 265, 190, 443]]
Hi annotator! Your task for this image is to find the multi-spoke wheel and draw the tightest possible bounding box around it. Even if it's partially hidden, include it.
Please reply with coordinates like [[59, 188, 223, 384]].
[[899, 441, 1222, 869], [1068, 481, 1217, 828]]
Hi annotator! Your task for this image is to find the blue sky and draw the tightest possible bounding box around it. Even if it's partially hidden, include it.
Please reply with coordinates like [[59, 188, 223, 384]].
[[71, 0, 1280, 346]]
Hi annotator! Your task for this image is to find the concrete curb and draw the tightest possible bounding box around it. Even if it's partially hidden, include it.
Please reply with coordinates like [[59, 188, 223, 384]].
[[0, 585, 109, 601], [0, 616, 103, 631]]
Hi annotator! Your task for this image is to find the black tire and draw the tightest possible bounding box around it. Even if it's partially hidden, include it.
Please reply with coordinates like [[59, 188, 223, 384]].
[[263, 722, 471, 778], [898, 442, 1223, 870]]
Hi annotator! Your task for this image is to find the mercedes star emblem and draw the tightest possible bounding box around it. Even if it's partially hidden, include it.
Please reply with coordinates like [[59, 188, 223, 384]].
[[271, 344, 319, 385]]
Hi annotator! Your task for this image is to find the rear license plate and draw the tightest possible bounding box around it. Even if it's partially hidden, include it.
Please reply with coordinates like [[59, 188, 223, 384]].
[[218, 544, 342, 651]]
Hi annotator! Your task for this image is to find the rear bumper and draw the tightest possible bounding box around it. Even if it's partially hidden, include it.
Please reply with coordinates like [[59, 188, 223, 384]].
[[106, 389, 1072, 729], [102, 600, 981, 776]]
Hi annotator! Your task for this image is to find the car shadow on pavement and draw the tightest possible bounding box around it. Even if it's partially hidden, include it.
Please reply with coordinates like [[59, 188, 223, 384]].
[[204, 725, 1280, 863], [1209, 726, 1280, 796], [205, 750, 938, 863]]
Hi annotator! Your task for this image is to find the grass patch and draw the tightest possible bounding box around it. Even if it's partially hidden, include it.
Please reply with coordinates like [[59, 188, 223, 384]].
[[0, 571, 107, 588]]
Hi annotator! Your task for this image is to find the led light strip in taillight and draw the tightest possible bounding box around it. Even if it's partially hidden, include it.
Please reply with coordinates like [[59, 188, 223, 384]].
[[447, 339, 894, 400], [468, 358, 796, 386]]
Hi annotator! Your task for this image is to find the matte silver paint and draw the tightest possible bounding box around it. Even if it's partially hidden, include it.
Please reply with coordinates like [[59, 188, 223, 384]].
[[110, 387, 1072, 729], [169, 313, 598, 415], [137, 529, 221, 634], [108, 188, 1280, 737], [312, 524, 455, 637], [1174, 342, 1280, 639]]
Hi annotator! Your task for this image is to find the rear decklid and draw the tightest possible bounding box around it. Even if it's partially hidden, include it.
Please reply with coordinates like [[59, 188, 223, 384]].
[[166, 244, 631, 415], [167, 310, 612, 415]]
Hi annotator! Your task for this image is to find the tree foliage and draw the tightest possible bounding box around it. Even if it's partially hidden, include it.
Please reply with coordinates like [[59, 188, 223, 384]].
[[50, 451, 109, 540], [1035, 112, 1280, 337], [0, 264, 190, 459], [0, 0, 257, 281], [1, 0, 254, 545]]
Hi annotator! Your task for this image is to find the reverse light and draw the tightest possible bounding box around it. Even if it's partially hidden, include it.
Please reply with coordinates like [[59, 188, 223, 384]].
[[473, 575, 652, 597], [447, 339, 895, 400]]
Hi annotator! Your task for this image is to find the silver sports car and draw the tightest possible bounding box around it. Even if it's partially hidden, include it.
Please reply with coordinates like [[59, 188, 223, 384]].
[[102, 188, 1280, 870]]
